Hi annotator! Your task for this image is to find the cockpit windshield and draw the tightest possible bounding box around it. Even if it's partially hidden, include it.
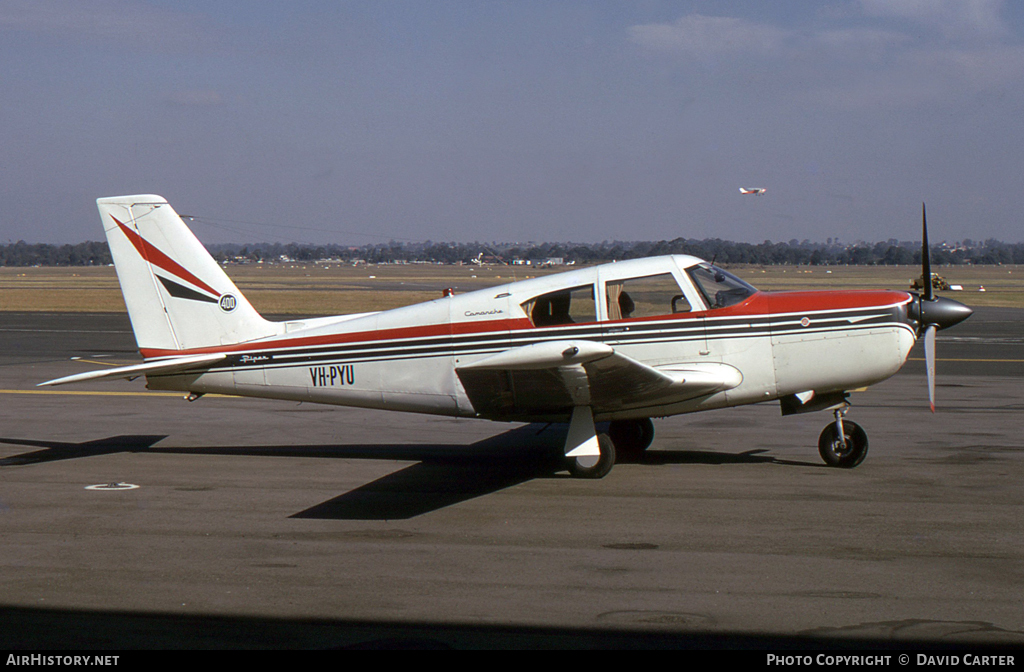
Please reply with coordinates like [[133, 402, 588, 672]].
[[686, 264, 757, 309]]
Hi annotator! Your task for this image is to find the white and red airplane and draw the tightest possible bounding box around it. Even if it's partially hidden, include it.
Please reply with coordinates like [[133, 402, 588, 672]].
[[739, 187, 767, 195], [41, 196, 972, 477]]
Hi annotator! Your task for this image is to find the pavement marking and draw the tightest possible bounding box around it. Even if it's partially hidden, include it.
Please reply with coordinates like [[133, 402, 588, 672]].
[[907, 357, 1024, 362], [70, 358, 126, 367], [0, 389, 232, 398], [7, 358, 1022, 400], [0, 328, 131, 333], [0, 389, 181, 397]]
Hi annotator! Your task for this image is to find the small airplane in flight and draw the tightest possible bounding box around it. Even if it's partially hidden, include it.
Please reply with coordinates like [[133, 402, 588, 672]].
[[739, 188, 767, 195], [42, 197, 972, 478]]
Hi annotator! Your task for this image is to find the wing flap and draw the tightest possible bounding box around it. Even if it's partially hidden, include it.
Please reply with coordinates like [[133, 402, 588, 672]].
[[39, 353, 227, 387], [456, 340, 741, 419], [586, 356, 742, 411], [459, 339, 613, 370]]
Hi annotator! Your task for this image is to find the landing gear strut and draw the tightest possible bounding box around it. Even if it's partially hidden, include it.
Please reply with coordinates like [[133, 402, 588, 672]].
[[567, 432, 616, 479], [564, 406, 616, 479], [818, 408, 868, 468]]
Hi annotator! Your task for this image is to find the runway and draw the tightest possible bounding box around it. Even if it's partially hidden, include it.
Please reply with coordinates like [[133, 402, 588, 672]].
[[1, 309, 1022, 648]]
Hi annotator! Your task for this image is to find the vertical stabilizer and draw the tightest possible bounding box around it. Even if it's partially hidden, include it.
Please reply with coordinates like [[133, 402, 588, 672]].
[[98, 195, 280, 355]]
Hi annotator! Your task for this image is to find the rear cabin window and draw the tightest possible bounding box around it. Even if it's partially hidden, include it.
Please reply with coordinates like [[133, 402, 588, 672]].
[[522, 285, 596, 326], [606, 273, 690, 320]]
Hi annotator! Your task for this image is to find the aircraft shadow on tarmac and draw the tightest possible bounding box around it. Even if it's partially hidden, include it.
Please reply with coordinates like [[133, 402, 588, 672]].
[[0, 434, 168, 465], [0, 424, 818, 520], [6, 602, 1006, 650]]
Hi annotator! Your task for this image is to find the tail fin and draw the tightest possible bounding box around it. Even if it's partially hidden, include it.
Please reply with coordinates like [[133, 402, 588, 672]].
[[98, 195, 280, 355]]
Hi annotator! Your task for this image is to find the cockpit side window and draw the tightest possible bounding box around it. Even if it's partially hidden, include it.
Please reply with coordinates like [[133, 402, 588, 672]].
[[686, 264, 757, 309], [521, 285, 596, 327], [605, 273, 690, 320]]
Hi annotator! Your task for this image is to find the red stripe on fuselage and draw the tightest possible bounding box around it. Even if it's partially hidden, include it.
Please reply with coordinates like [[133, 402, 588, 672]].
[[137, 290, 911, 360], [601, 290, 911, 326], [139, 316, 535, 360], [758, 290, 912, 316], [110, 215, 221, 299]]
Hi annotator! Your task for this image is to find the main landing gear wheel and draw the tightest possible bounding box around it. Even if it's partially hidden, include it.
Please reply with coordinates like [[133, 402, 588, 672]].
[[608, 418, 655, 461], [567, 433, 616, 479], [818, 420, 869, 468]]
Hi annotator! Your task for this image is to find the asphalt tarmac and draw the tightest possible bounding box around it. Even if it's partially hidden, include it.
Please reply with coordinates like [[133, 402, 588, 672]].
[[1, 308, 1022, 649]]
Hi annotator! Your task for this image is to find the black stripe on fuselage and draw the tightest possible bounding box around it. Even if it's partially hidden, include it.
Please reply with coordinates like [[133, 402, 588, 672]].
[[157, 304, 910, 377]]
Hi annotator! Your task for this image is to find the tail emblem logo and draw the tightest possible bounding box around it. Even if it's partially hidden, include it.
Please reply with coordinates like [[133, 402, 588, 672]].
[[219, 294, 237, 313]]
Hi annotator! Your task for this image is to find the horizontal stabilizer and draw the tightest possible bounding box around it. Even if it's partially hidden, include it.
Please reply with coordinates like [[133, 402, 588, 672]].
[[38, 353, 227, 387]]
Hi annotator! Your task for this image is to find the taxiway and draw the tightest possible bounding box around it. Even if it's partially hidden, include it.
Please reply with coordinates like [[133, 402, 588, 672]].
[[1, 309, 1022, 648]]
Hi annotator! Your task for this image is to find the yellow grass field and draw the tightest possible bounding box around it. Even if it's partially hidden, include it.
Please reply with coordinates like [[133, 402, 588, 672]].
[[731, 265, 1022, 308], [1, 262, 1021, 315]]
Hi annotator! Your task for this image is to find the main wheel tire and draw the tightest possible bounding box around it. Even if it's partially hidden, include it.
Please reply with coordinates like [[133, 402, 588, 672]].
[[567, 433, 616, 479], [608, 418, 655, 461], [818, 420, 869, 468]]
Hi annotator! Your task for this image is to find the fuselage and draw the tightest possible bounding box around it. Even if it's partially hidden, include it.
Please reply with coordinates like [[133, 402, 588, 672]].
[[143, 255, 918, 422]]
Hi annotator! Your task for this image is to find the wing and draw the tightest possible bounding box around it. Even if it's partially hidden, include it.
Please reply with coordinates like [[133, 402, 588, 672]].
[[39, 353, 227, 387], [456, 340, 741, 420]]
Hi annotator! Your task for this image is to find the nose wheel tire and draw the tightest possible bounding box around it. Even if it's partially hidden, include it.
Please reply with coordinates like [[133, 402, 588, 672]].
[[568, 433, 616, 479], [818, 420, 869, 468]]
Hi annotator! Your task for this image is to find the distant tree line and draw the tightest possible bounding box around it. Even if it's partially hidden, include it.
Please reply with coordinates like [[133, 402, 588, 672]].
[[3, 237, 1024, 267], [0, 241, 112, 266]]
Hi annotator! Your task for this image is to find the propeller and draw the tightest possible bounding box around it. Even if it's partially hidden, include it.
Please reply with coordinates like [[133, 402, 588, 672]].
[[924, 321, 936, 412], [921, 203, 933, 302], [907, 203, 973, 411]]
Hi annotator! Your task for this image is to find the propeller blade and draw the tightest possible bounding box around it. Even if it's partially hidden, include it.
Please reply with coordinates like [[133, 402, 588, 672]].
[[924, 324, 936, 412], [910, 205, 971, 412], [921, 203, 933, 302]]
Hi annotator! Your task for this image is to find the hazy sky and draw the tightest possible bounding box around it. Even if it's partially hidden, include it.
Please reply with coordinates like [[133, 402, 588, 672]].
[[2, 0, 1022, 245]]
